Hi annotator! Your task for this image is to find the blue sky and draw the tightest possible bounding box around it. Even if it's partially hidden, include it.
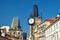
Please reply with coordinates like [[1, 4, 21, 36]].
[[0, 0, 60, 34]]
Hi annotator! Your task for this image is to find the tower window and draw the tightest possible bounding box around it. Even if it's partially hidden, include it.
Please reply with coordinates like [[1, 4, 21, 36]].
[[14, 32, 16, 34], [18, 32, 20, 34]]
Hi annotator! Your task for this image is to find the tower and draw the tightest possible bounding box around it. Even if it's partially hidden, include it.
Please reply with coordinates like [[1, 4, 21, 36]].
[[32, 4, 42, 24], [32, 5, 45, 40], [28, 4, 43, 40], [9, 17, 22, 40]]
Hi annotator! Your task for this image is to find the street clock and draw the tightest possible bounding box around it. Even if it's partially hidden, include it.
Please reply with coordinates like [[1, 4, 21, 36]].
[[28, 18, 35, 25]]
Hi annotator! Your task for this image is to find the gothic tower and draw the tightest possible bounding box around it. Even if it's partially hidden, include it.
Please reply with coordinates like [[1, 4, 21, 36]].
[[28, 5, 44, 40], [31, 4, 42, 24], [11, 17, 21, 29], [9, 17, 22, 40]]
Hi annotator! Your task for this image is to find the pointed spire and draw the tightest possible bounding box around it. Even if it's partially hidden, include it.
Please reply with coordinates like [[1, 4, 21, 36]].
[[11, 17, 21, 29], [33, 4, 39, 17]]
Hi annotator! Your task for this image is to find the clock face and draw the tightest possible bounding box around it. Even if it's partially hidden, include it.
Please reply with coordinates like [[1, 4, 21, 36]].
[[28, 18, 35, 25]]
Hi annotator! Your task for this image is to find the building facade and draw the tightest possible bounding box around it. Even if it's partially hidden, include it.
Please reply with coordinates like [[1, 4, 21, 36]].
[[45, 15, 60, 40], [9, 17, 22, 40]]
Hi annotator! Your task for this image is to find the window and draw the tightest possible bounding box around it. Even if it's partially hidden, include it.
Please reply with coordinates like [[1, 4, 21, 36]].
[[48, 36, 49, 40], [52, 34, 55, 40], [54, 32, 58, 40], [56, 23, 58, 29], [49, 28, 50, 33], [7, 32, 10, 34], [46, 37, 49, 40], [50, 35, 52, 40], [14, 32, 15, 34], [54, 24, 57, 30], [45, 31, 47, 35], [49, 35, 51, 40], [32, 35, 34, 40], [50, 27, 52, 32], [52, 26, 54, 31], [57, 22, 59, 28], [54, 25, 55, 30], [53, 25, 55, 31], [47, 29, 49, 34], [18, 32, 20, 34], [14, 32, 17, 36], [51, 25, 54, 32], [59, 21, 60, 28], [58, 30, 60, 40]]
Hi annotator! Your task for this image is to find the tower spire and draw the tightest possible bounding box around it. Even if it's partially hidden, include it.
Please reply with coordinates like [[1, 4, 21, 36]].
[[33, 4, 39, 17], [11, 16, 21, 29]]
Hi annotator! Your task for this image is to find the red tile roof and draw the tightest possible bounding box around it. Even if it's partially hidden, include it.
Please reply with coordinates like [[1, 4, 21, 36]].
[[46, 18, 57, 23]]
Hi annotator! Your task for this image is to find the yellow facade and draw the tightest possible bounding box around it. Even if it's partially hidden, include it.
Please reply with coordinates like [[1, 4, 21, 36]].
[[44, 21, 51, 28]]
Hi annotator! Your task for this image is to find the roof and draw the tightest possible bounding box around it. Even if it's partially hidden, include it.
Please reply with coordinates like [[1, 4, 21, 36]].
[[45, 17, 60, 30], [46, 18, 57, 23]]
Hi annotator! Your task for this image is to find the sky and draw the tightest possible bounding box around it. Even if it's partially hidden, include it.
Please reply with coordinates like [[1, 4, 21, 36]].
[[0, 0, 60, 34]]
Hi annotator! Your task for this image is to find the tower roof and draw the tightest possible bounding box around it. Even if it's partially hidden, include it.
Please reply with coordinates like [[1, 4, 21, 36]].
[[11, 17, 21, 29], [33, 4, 39, 17]]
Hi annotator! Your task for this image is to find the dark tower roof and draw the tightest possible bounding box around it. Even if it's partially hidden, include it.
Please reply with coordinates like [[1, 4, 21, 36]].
[[33, 5, 39, 17]]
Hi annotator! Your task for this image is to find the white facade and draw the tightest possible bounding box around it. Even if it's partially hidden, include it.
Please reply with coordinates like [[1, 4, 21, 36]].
[[45, 19, 60, 40], [0, 26, 10, 34], [1, 32, 5, 37]]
